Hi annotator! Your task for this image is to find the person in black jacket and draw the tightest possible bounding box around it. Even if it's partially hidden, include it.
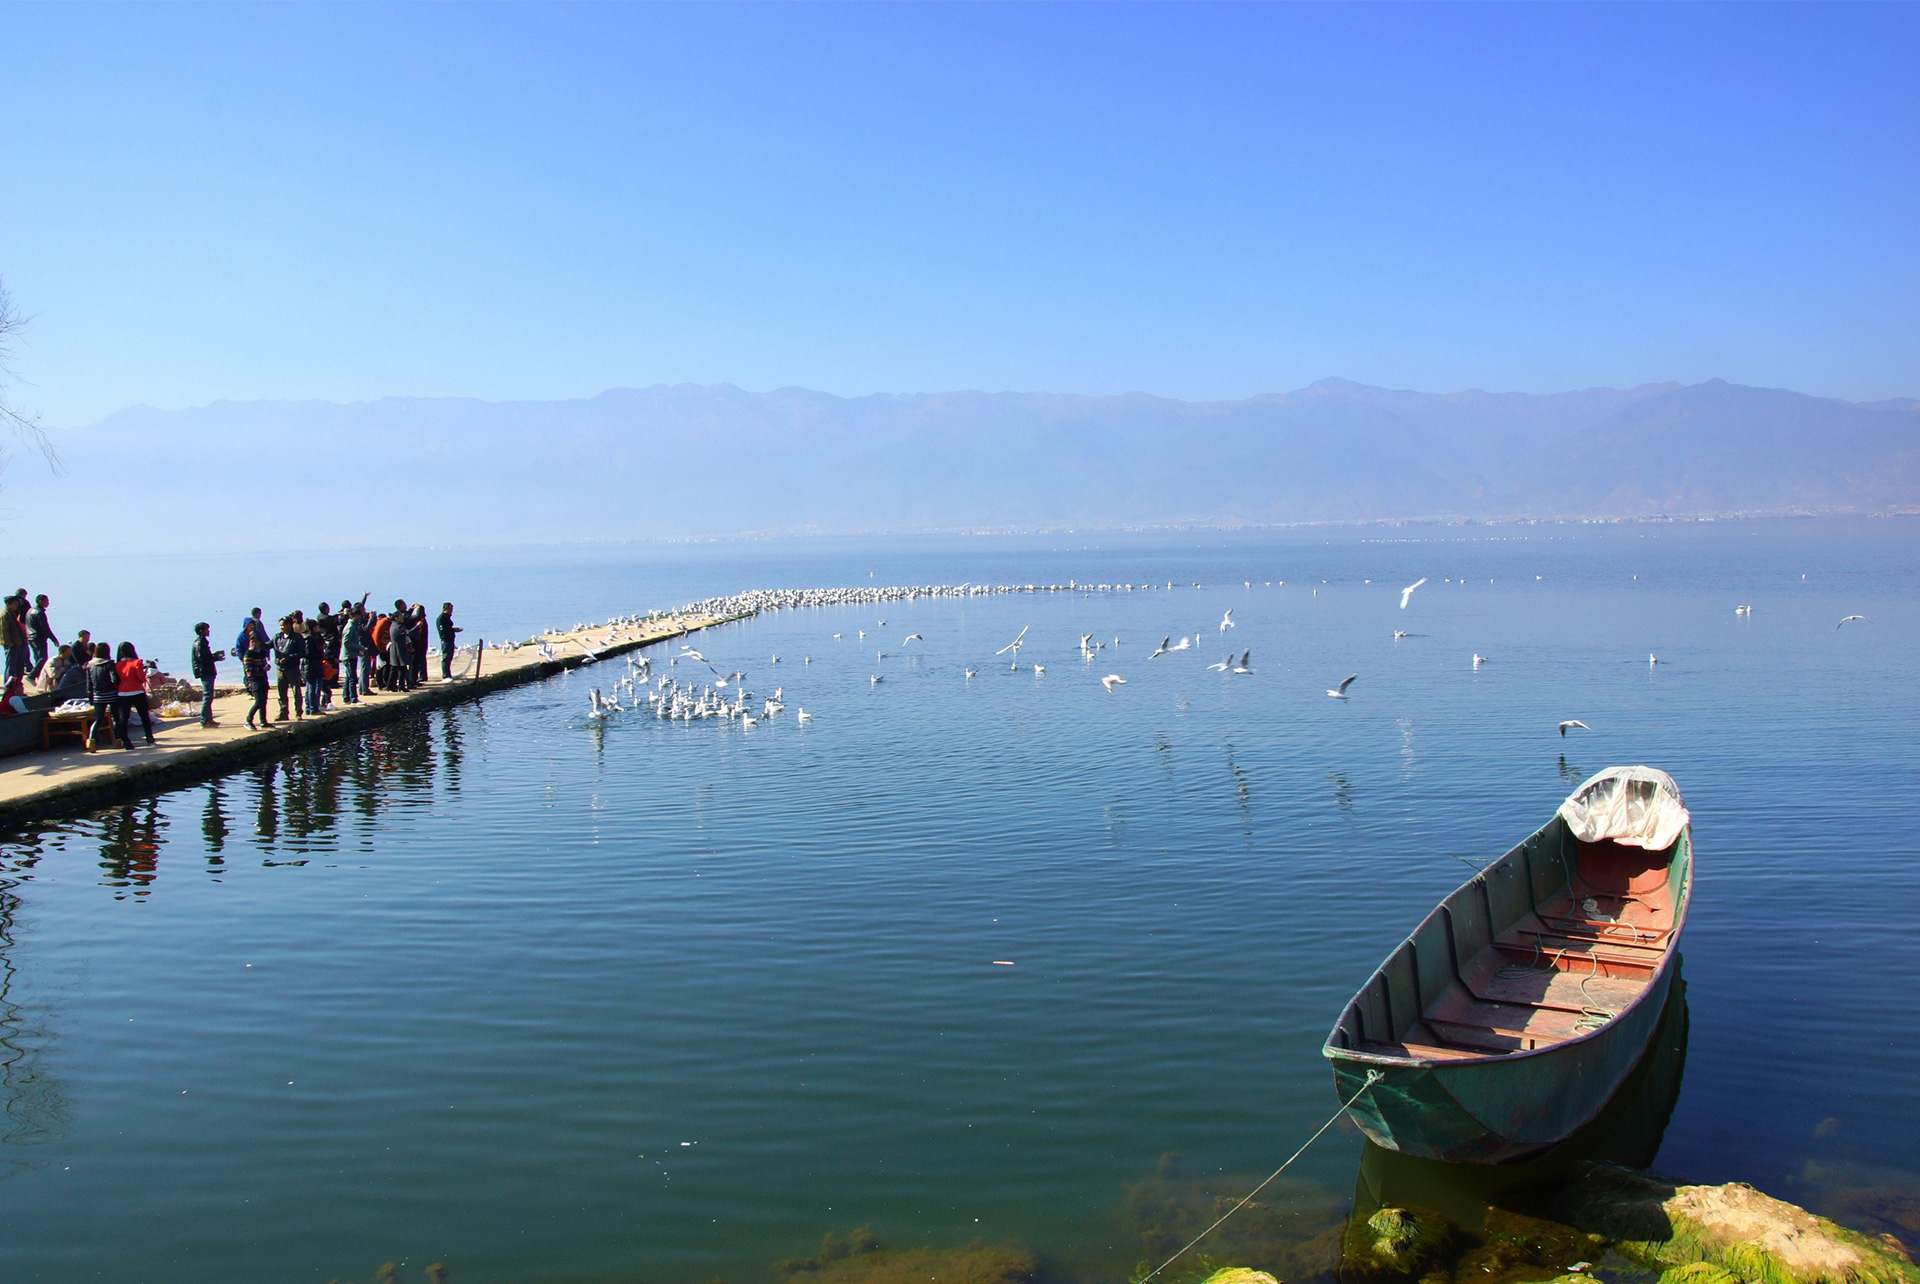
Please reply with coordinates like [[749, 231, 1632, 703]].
[[84, 642, 118, 751], [26, 594, 55, 679], [242, 637, 271, 729], [191, 622, 225, 727], [436, 603, 462, 680], [273, 618, 305, 721]]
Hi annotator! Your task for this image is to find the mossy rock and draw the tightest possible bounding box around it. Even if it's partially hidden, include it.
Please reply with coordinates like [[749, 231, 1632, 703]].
[[1197, 1270, 1281, 1284], [1549, 1162, 1920, 1284], [1343, 1207, 1459, 1279]]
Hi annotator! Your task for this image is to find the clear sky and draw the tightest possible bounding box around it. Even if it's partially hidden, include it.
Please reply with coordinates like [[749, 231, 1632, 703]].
[[3, 2, 1915, 426]]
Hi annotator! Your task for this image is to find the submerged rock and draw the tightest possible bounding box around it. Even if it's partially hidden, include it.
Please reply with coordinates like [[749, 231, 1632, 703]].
[[1547, 1162, 1919, 1284], [1340, 1206, 1459, 1280], [1197, 1270, 1281, 1284]]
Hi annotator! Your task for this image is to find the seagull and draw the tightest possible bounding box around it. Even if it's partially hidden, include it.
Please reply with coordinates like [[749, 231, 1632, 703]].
[[1837, 615, 1870, 628], [1207, 655, 1231, 672], [797, 708, 811, 722], [1328, 674, 1357, 699], [1559, 719, 1591, 737], [1101, 674, 1125, 691], [995, 626, 1029, 657], [1220, 609, 1234, 632], [1393, 631, 1409, 640], [1232, 650, 1254, 674], [832, 633, 842, 639], [877, 620, 886, 626], [770, 655, 780, 664], [1649, 654, 1659, 666], [680, 647, 706, 663], [1150, 636, 1171, 658], [876, 651, 887, 661], [858, 630, 866, 639], [964, 667, 977, 678], [904, 633, 923, 644], [1033, 664, 1045, 674], [1080, 634, 1095, 652], [870, 674, 882, 684], [1169, 637, 1192, 652], [1400, 578, 1428, 609], [1732, 606, 1751, 617], [1473, 653, 1486, 667]]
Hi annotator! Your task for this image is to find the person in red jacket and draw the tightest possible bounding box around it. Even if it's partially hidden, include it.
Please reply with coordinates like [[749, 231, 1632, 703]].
[[113, 641, 157, 748]]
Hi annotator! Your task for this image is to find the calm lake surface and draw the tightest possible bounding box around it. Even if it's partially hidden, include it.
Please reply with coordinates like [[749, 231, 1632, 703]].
[[2, 521, 1917, 1283]]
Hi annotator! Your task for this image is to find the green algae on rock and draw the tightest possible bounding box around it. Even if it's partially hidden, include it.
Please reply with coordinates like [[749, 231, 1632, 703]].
[[1547, 1163, 1919, 1284], [1196, 1270, 1281, 1284]]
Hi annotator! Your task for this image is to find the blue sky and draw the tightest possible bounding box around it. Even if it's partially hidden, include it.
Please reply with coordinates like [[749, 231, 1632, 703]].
[[3, 2, 1915, 425]]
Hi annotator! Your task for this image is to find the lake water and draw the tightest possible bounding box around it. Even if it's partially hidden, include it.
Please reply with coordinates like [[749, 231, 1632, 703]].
[[1, 520, 1917, 1283]]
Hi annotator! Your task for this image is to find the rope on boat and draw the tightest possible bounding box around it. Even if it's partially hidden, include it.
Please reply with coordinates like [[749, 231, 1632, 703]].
[[1134, 1070, 1383, 1284]]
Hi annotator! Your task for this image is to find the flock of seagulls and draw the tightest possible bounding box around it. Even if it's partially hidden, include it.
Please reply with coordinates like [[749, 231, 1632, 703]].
[[552, 574, 1873, 744]]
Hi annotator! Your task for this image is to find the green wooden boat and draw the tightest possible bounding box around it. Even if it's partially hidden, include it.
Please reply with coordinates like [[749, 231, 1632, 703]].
[[1323, 766, 1693, 1164]]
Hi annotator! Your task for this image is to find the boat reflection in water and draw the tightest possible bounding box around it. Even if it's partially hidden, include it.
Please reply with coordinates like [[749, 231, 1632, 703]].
[[1337, 965, 1690, 1282]]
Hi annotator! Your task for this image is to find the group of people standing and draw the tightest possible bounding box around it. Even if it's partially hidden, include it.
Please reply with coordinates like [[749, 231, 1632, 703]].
[[196, 599, 463, 730], [2, 588, 162, 751]]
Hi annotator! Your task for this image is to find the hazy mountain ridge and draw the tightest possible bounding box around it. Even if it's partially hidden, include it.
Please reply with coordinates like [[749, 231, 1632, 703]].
[[8, 378, 1916, 554]]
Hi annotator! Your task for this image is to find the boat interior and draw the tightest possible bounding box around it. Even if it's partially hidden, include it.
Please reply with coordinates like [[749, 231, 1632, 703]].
[[1328, 822, 1690, 1061]]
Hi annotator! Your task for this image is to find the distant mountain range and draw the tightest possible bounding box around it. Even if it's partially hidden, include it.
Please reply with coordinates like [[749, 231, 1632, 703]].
[[7, 378, 1918, 553]]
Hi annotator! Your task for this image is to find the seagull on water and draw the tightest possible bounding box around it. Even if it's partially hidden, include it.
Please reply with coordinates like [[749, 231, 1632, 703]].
[[1400, 578, 1428, 609], [1837, 615, 1870, 628], [1393, 630, 1409, 640], [1328, 674, 1357, 699], [1101, 674, 1125, 691], [1032, 664, 1045, 674], [797, 708, 812, 722], [1150, 636, 1171, 658], [1559, 720, 1591, 737], [1220, 609, 1234, 632], [833, 633, 842, 639], [870, 674, 883, 684], [964, 667, 977, 679], [1232, 650, 1254, 674]]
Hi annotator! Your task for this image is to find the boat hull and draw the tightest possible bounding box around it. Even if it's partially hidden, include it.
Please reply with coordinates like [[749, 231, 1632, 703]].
[[1330, 962, 1674, 1164]]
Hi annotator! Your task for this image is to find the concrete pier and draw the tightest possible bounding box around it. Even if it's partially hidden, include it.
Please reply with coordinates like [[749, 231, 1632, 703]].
[[0, 613, 729, 833]]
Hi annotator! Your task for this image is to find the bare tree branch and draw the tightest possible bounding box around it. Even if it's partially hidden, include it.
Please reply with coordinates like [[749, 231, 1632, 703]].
[[0, 277, 57, 475]]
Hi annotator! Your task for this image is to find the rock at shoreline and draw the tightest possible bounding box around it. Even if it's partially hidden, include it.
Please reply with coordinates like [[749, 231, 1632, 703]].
[[1547, 1162, 1918, 1284]]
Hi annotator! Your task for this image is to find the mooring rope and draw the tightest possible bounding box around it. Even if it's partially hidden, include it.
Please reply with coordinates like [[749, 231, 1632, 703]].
[[1135, 1069, 1384, 1284]]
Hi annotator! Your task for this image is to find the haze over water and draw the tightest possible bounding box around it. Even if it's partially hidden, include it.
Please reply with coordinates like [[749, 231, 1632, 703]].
[[1, 520, 1915, 1282]]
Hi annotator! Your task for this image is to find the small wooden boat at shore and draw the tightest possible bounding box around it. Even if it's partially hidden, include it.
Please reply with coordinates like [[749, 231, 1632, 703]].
[[1324, 766, 1693, 1164]]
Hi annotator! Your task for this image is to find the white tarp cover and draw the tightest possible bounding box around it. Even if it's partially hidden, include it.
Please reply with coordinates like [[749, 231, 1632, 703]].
[[1558, 766, 1690, 850]]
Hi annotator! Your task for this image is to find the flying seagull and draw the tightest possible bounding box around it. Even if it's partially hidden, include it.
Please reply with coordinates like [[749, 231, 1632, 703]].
[[1220, 609, 1234, 632], [1400, 578, 1428, 609], [1232, 650, 1254, 674], [995, 626, 1030, 656], [1150, 636, 1171, 658], [1559, 719, 1591, 737], [1101, 674, 1125, 691], [1837, 615, 1870, 628], [1328, 674, 1357, 699], [903, 633, 922, 644], [1207, 655, 1232, 672]]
